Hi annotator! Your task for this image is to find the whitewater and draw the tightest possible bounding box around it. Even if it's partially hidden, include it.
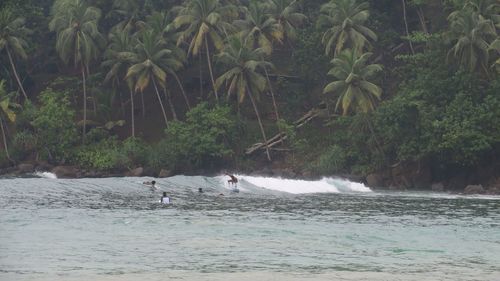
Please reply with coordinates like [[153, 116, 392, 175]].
[[1, 174, 499, 281]]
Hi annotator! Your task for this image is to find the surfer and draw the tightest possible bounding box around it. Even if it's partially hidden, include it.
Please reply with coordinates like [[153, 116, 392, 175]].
[[143, 180, 157, 190], [160, 192, 170, 204], [226, 174, 238, 186], [198, 187, 203, 193]]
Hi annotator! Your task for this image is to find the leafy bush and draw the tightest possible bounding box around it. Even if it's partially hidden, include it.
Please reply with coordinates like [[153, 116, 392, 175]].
[[31, 88, 78, 163], [149, 103, 237, 170], [11, 130, 37, 161], [311, 145, 349, 175], [122, 137, 148, 166], [73, 137, 128, 170]]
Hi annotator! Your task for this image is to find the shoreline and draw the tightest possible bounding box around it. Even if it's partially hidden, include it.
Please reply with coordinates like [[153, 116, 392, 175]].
[[1, 161, 499, 195]]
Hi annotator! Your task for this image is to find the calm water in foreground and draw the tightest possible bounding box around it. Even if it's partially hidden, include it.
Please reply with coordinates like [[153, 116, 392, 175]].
[[0, 175, 499, 281]]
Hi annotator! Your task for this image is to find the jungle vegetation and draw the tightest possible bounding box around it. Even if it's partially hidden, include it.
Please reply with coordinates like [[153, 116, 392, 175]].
[[0, 0, 499, 182]]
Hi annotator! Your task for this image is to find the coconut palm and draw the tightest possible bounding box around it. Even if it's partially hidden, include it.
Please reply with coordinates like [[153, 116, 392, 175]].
[[145, 11, 191, 110], [0, 8, 31, 100], [234, 0, 283, 55], [125, 30, 183, 128], [266, 0, 307, 44], [102, 27, 136, 137], [49, 0, 105, 143], [173, 0, 236, 101], [109, 0, 143, 32], [317, 0, 377, 57], [323, 49, 383, 115], [215, 36, 272, 160], [0, 80, 19, 161], [449, 0, 500, 24], [447, 10, 497, 73]]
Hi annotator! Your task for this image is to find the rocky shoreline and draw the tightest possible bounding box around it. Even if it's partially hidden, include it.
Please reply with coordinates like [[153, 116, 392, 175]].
[[1, 160, 499, 195]]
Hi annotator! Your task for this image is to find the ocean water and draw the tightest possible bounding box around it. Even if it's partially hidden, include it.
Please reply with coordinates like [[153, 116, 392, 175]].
[[0, 174, 499, 281]]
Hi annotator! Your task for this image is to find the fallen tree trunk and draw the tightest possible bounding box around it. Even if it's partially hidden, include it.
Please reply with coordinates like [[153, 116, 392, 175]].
[[245, 107, 322, 155]]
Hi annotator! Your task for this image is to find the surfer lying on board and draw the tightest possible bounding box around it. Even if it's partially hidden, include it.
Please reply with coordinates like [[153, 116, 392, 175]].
[[143, 180, 157, 190], [226, 174, 238, 186]]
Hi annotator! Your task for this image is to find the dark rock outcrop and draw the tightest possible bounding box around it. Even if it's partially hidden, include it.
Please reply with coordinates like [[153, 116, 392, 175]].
[[158, 169, 172, 178], [126, 167, 144, 177], [17, 163, 35, 173], [464, 184, 485, 195], [431, 182, 445, 192], [366, 173, 385, 188], [51, 166, 79, 178]]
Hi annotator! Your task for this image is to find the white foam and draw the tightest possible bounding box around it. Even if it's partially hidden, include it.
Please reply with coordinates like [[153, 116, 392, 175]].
[[34, 171, 57, 179], [220, 175, 371, 194]]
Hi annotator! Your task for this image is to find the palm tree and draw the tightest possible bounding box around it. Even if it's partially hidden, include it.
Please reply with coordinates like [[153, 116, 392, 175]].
[[173, 0, 236, 101], [266, 0, 307, 44], [49, 0, 105, 143], [0, 8, 31, 100], [449, 0, 500, 24], [125, 30, 181, 128], [109, 0, 143, 32], [102, 27, 136, 137], [447, 10, 497, 73], [215, 36, 272, 160], [145, 11, 191, 110], [317, 0, 377, 57], [234, 0, 283, 55], [0, 80, 19, 161], [323, 49, 382, 115]]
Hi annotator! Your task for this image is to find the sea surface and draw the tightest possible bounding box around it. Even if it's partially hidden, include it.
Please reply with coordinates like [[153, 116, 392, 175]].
[[1, 174, 499, 281]]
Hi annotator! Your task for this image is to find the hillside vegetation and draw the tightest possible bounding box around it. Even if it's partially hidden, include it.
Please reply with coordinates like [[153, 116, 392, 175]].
[[0, 0, 499, 189]]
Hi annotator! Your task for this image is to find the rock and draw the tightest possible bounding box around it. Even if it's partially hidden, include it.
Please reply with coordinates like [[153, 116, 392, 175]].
[[431, 182, 445, 192], [366, 173, 384, 188], [446, 174, 468, 191], [158, 169, 172, 178], [142, 167, 157, 177], [126, 167, 144, 177], [35, 161, 53, 171], [51, 166, 79, 178], [272, 168, 296, 179], [390, 161, 432, 189], [17, 163, 35, 173], [464, 184, 485, 195], [485, 178, 500, 195]]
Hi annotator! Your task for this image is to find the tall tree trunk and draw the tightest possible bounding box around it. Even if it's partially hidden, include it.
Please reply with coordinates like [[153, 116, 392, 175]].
[[199, 54, 203, 99], [118, 88, 126, 118], [205, 37, 219, 102], [129, 88, 135, 138], [401, 0, 415, 55], [164, 88, 178, 120], [172, 72, 190, 110], [247, 87, 271, 161], [364, 115, 384, 158], [0, 118, 12, 162], [141, 90, 145, 119], [85, 66, 97, 115], [152, 79, 169, 128], [264, 67, 280, 122], [6, 47, 28, 100], [81, 66, 87, 144], [416, 7, 428, 34]]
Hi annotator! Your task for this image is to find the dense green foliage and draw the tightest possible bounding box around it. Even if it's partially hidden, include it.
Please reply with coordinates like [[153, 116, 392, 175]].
[[148, 102, 236, 171], [0, 0, 499, 184], [31, 89, 78, 162]]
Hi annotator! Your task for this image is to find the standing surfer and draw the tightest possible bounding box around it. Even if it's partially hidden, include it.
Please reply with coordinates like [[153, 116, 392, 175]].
[[226, 173, 238, 187]]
